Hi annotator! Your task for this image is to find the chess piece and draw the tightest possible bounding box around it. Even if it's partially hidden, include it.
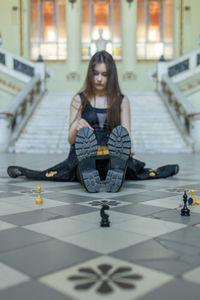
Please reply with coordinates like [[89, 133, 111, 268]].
[[100, 204, 110, 227], [35, 184, 43, 204], [188, 189, 200, 205], [181, 191, 190, 216]]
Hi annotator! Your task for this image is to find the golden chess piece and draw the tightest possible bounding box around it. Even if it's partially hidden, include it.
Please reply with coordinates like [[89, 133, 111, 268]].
[[190, 189, 200, 205], [35, 184, 43, 204]]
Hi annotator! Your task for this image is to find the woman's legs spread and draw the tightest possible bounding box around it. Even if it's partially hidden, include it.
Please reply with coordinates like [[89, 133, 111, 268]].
[[7, 159, 76, 181]]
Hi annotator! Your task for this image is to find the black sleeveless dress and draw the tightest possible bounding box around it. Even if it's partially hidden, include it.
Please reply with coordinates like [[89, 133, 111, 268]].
[[7, 93, 179, 181]]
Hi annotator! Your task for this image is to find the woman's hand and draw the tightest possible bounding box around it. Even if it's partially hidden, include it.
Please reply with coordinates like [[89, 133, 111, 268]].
[[76, 118, 93, 131], [130, 142, 135, 156]]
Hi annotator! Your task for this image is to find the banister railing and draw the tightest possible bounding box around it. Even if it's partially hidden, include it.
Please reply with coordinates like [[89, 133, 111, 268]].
[[0, 47, 46, 152], [0, 75, 45, 152], [0, 47, 45, 90], [158, 71, 200, 151], [157, 48, 200, 85]]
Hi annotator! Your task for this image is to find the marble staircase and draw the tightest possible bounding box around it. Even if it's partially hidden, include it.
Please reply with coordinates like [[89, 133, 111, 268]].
[[128, 92, 191, 153], [11, 91, 191, 153]]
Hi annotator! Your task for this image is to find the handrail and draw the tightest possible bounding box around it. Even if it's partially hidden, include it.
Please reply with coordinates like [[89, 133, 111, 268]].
[[157, 49, 200, 151], [159, 75, 200, 150], [162, 75, 197, 115], [0, 112, 14, 117], [0, 47, 46, 92], [185, 112, 200, 118], [165, 48, 200, 70], [157, 48, 200, 84], [0, 75, 45, 152], [0, 47, 46, 152], [5, 75, 41, 115]]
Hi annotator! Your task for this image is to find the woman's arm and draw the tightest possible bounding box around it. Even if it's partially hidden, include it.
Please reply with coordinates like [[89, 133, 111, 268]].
[[120, 96, 135, 156], [68, 94, 93, 144]]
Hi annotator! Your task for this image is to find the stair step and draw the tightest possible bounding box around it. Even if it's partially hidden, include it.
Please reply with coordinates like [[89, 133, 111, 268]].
[[11, 91, 191, 153]]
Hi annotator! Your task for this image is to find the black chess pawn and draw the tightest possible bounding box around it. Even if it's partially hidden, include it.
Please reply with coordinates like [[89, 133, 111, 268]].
[[100, 204, 110, 227], [181, 191, 190, 216]]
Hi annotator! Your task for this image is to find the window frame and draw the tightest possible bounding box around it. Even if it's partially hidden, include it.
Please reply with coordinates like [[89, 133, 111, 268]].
[[81, 0, 122, 60], [137, 0, 173, 61], [30, 0, 67, 61]]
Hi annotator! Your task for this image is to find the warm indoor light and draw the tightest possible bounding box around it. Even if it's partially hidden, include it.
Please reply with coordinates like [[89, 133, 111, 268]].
[[102, 29, 110, 39], [148, 27, 159, 42], [47, 29, 55, 41], [90, 43, 97, 55], [106, 42, 112, 54], [93, 29, 100, 40]]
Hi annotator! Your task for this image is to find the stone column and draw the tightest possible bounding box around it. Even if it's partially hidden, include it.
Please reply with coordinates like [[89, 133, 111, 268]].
[[122, 0, 137, 80], [66, 0, 81, 80]]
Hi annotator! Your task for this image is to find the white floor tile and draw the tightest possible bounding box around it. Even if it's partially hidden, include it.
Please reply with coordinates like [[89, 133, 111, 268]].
[[0, 263, 30, 291], [24, 217, 96, 238], [0, 220, 16, 231], [112, 216, 186, 237], [141, 195, 182, 209], [183, 266, 200, 284], [59, 228, 150, 254]]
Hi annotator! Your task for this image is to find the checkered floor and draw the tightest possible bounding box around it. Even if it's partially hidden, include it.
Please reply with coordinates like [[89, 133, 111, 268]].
[[1, 153, 200, 300]]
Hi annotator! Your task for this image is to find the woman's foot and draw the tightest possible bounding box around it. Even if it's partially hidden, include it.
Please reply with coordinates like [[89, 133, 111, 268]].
[[105, 126, 131, 192], [7, 166, 24, 178], [155, 164, 180, 178], [75, 127, 101, 193]]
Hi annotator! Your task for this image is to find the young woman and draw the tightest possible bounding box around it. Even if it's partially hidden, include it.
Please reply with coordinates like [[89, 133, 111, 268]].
[[7, 51, 179, 192]]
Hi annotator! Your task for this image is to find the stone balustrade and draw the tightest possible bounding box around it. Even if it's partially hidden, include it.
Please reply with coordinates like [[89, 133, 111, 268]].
[[0, 75, 45, 152], [157, 48, 200, 87], [0, 47, 46, 152], [0, 47, 45, 90], [158, 75, 200, 152]]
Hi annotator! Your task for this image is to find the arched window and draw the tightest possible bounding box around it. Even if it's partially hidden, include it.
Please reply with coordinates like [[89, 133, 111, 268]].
[[137, 0, 173, 60], [81, 0, 121, 59], [30, 0, 66, 60]]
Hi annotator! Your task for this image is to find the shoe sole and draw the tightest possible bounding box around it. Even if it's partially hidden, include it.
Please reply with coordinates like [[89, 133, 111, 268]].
[[106, 126, 131, 192], [75, 127, 100, 193]]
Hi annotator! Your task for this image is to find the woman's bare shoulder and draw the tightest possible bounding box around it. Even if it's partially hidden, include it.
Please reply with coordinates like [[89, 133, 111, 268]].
[[121, 95, 130, 107], [71, 94, 82, 110]]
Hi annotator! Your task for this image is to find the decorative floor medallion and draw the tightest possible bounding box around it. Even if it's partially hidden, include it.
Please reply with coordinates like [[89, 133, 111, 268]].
[[88, 199, 121, 207], [39, 256, 172, 300], [68, 263, 143, 294]]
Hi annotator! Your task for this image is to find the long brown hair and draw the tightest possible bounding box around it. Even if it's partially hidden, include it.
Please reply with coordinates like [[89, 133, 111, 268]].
[[80, 51, 122, 131]]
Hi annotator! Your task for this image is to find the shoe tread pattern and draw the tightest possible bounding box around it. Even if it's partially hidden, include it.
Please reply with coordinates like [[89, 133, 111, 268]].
[[82, 170, 101, 193], [75, 127, 97, 162], [106, 126, 131, 192], [105, 169, 123, 193], [107, 126, 131, 161], [75, 127, 100, 193]]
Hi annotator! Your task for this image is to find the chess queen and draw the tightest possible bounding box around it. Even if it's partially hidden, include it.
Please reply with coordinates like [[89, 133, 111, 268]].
[[7, 51, 179, 192]]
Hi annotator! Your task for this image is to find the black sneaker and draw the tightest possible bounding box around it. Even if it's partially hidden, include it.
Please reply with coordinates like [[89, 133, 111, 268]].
[[105, 126, 131, 192], [7, 166, 24, 178], [75, 127, 101, 193]]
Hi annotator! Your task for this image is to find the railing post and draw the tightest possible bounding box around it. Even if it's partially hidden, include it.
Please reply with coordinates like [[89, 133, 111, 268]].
[[35, 55, 46, 92], [190, 117, 200, 151], [0, 115, 11, 152], [157, 61, 167, 92]]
